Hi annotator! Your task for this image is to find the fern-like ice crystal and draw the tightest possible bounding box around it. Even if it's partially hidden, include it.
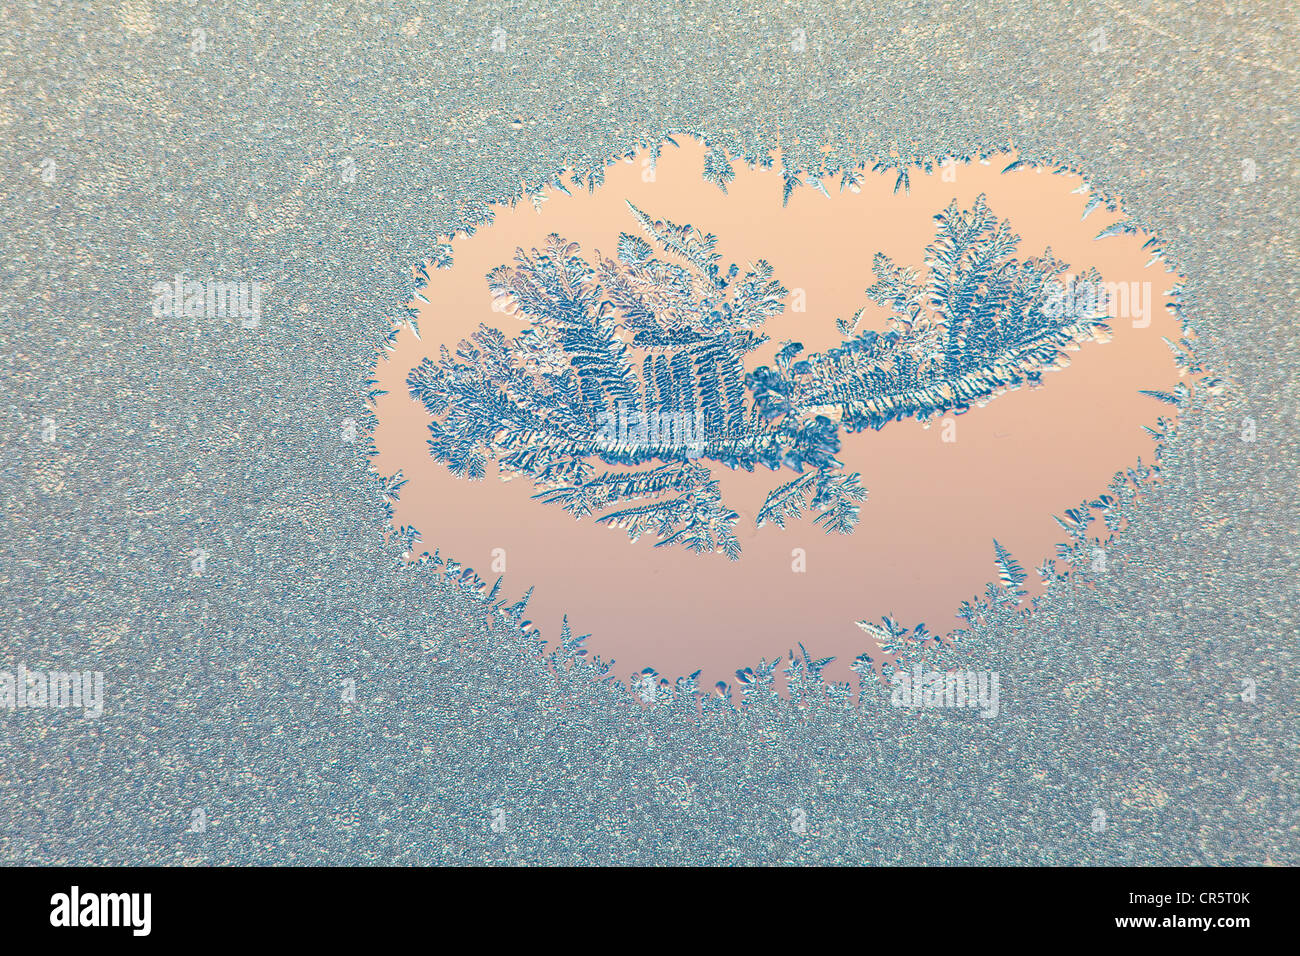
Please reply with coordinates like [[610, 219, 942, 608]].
[[407, 195, 1111, 558]]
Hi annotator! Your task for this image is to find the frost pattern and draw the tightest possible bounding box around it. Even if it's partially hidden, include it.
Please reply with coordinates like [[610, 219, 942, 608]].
[[406, 195, 1112, 558]]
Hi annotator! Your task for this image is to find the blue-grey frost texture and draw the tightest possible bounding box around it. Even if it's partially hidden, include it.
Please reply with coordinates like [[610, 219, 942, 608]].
[[2, 0, 1297, 864]]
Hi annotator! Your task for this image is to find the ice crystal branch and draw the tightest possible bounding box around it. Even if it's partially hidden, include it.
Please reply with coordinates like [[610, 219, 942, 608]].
[[407, 197, 1113, 558]]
